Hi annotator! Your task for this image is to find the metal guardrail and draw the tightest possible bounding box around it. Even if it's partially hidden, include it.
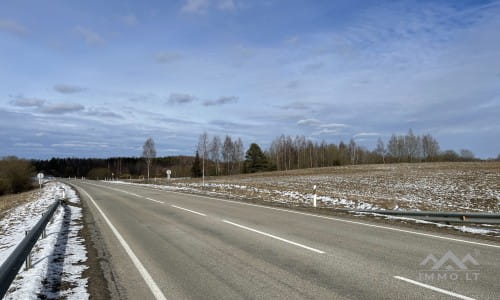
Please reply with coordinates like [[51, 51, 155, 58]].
[[350, 209, 500, 224], [0, 200, 61, 298]]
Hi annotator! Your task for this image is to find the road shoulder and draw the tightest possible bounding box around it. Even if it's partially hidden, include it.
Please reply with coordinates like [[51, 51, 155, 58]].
[[76, 187, 126, 299]]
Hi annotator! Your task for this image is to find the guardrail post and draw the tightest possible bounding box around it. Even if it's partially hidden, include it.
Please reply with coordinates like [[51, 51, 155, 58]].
[[41, 212, 46, 239], [24, 231, 31, 270]]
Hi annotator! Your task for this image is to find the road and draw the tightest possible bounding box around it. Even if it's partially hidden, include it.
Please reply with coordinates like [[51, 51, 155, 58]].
[[66, 180, 500, 300]]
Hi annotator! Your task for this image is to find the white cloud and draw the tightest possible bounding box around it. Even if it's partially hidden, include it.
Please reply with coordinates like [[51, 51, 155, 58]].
[[218, 0, 236, 11], [181, 0, 237, 13], [10, 96, 45, 107], [312, 128, 344, 136], [297, 119, 321, 126], [319, 123, 349, 129], [354, 132, 380, 138], [54, 84, 86, 94], [181, 0, 210, 13], [0, 19, 27, 36], [154, 52, 182, 63], [51, 141, 109, 148], [40, 103, 85, 114], [297, 119, 349, 136], [285, 36, 299, 44], [85, 108, 123, 119], [119, 14, 138, 26], [203, 96, 238, 106], [75, 26, 105, 45], [14, 142, 43, 147], [168, 93, 197, 104]]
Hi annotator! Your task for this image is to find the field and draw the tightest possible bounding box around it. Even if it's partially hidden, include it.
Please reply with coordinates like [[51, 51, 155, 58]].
[[152, 162, 500, 213]]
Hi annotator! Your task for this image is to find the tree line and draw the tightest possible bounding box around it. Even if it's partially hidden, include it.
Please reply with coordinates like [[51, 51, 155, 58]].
[[194, 133, 245, 176], [191, 133, 268, 177], [33, 156, 195, 180], [189, 129, 482, 175], [27, 128, 493, 181]]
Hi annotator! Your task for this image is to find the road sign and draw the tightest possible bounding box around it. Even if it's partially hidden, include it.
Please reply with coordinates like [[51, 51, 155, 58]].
[[166, 169, 171, 180]]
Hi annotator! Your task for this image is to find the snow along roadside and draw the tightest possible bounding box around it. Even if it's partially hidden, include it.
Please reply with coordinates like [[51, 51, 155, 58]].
[[0, 181, 88, 299]]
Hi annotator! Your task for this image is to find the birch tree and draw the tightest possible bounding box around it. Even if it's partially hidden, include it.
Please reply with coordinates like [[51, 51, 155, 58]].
[[197, 132, 209, 185], [209, 135, 221, 175], [234, 137, 244, 174], [222, 135, 234, 175], [348, 138, 357, 165], [142, 137, 156, 182], [422, 134, 440, 161], [405, 129, 418, 162], [375, 137, 386, 163]]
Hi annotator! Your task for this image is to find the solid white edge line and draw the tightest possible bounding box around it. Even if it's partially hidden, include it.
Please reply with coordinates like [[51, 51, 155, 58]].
[[89, 181, 500, 249], [222, 219, 325, 254], [171, 205, 206, 216], [77, 185, 167, 300], [394, 276, 476, 300], [83, 182, 165, 205]]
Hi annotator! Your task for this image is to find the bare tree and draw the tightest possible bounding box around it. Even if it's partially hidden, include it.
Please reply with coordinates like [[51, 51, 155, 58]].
[[209, 135, 221, 176], [460, 149, 475, 160], [348, 139, 357, 164], [387, 134, 398, 159], [396, 135, 405, 162], [295, 135, 305, 169], [222, 135, 234, 175], [422, 134, 440, 161], [234, 137, 244, 173], [307, 140, 314, 168], [375, 137, 386, 163], [142, 137, 156, 182], [197, 132, 209, 185], [405, 129, 419, 162]]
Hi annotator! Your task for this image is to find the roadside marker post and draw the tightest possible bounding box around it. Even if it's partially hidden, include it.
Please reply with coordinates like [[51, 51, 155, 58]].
[[313, 185, 317, 208], [37, 173, 44, 190]]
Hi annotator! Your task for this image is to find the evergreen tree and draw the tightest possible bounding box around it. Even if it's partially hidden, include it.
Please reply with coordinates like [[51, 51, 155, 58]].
[[191, 151, 202, 178], [244, 143, 268, 173]]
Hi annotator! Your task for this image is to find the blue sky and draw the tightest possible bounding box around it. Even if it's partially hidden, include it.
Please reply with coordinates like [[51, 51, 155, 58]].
[[1, 0, 499, 159]]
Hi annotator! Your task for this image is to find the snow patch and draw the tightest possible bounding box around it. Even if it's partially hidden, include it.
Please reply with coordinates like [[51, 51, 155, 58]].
[[0, 182, 88, 299]]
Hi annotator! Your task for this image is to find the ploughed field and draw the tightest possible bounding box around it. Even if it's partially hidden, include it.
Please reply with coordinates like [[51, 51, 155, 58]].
[[157, 162, 500, 212]]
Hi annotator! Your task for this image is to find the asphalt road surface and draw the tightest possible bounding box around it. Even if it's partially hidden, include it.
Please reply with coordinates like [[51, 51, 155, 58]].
[[65, 180, 500, 300]]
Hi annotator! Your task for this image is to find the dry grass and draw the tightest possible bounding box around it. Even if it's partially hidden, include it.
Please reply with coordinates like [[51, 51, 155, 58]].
[[0, 188, 39, 219], [157, 162, 500, 212]]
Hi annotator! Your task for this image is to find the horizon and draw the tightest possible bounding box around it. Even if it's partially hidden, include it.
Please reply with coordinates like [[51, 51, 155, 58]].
[[1, 0, 499, 159]]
